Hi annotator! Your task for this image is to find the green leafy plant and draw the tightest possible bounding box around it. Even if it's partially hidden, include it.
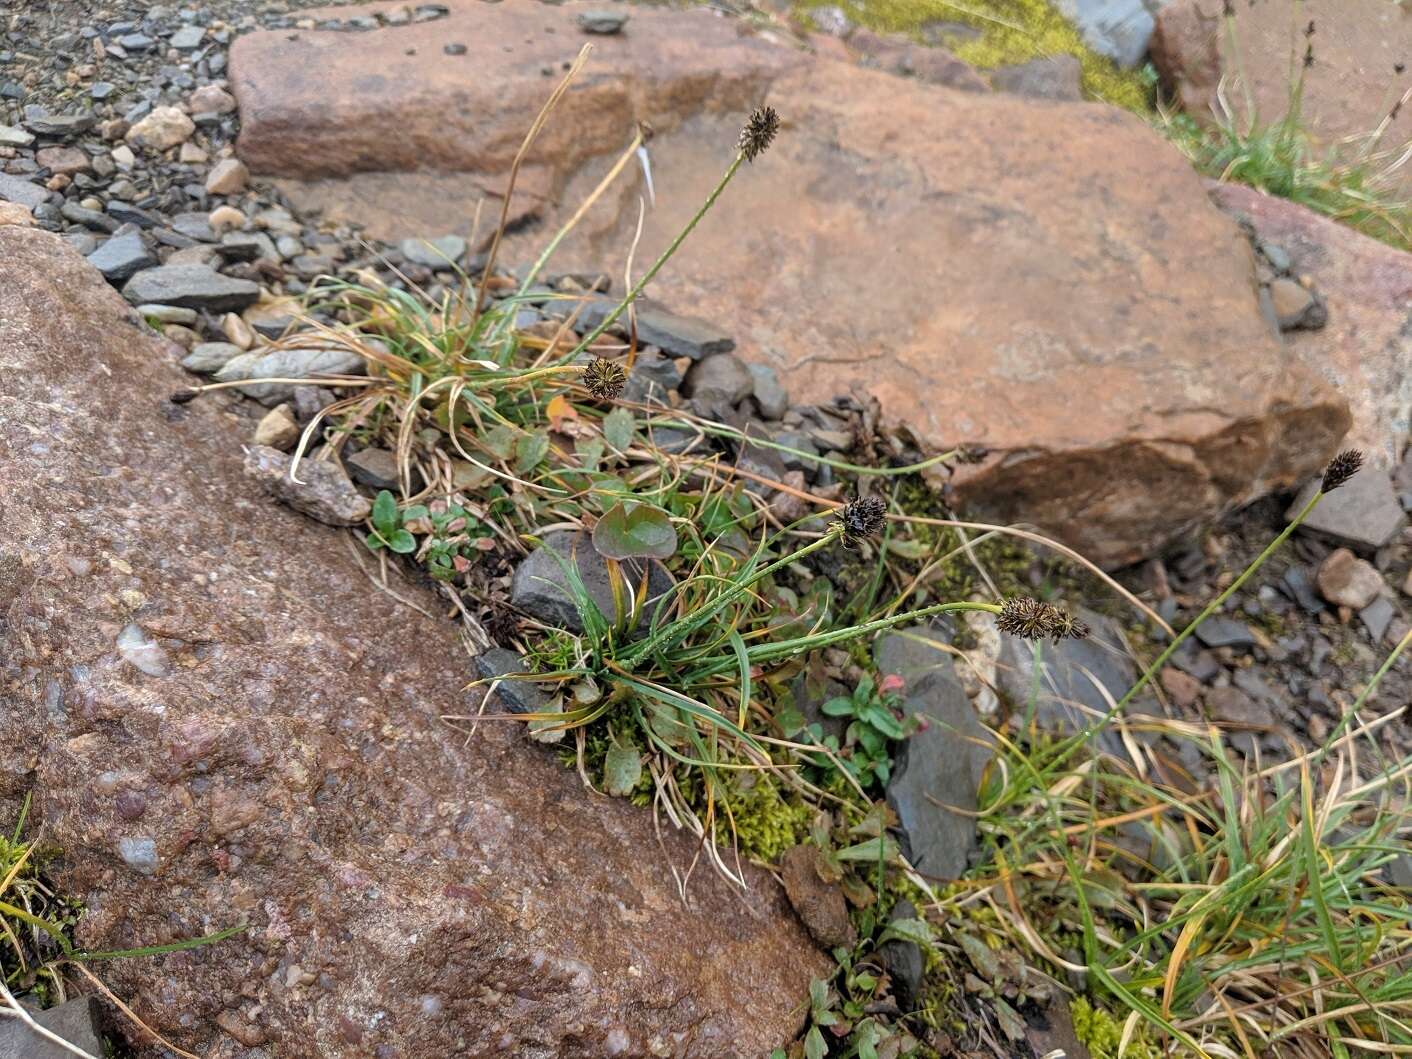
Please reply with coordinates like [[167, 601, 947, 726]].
[[784, 675, 916, 792], [364, 489, 417, 554]]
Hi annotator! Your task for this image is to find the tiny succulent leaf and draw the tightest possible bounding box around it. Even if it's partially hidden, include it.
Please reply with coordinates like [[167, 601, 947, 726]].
[[603, 742, 642, 797]]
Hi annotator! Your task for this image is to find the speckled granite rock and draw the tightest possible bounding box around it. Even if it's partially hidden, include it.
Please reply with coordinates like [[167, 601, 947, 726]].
[[0, 227, 822, 1059]]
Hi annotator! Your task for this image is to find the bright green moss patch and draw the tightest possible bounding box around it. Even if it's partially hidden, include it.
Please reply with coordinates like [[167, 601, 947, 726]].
[[794, 0, 1151, 111], [1070, 996, 1162, 1059]]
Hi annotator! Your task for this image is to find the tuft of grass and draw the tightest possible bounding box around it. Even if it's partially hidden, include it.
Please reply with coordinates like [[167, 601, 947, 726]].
[[1155, 2, 1412, 251], [935, 457, 1412, 1058]]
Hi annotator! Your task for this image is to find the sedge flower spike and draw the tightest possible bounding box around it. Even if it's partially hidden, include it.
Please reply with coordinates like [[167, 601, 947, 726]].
[[582, 357, 626, 401], [836, 495, 886, 546], [1321, 449, 1363, 493], [737, 106, 779, 163]]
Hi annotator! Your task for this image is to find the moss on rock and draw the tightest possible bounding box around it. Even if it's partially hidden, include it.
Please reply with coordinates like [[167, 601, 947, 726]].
[[795, 0, 1151, 111]]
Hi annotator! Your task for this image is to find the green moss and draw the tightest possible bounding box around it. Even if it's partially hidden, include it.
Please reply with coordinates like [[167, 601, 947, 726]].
[[714, 773, 813, 861], [1070, 996, 1161, 1059], [794, 0, 1150, 111]]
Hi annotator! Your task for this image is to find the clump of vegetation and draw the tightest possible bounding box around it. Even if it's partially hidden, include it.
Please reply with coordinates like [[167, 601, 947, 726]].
[[1156, 2, 1411, 250], [191, 38, 1412, 1056]]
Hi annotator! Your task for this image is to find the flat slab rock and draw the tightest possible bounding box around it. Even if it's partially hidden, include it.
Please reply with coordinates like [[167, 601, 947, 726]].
[[232, 0, 1348, 566], [0, 228, 823, 1057], [1211, 183, 1412, 468]]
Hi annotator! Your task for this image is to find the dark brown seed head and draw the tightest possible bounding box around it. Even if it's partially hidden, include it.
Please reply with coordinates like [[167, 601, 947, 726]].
[[738, 106, 780, 163], [1321, 449, 1363, 492], [997, 597, 1054, 641], [1048, 609, 1091, 643], [836, 495, 886, 545], [170, 388, 199, 404], [582, 357, 626, 401], [996, 597, 1089, 642]]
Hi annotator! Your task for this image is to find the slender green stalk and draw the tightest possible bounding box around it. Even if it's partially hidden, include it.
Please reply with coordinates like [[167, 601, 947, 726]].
[[620, 524, 840, 667], [561, 152, 746, 364], [650, 413, 964, 477], [1057, 487, 1325, 765], [743, 601, 1001, 666]]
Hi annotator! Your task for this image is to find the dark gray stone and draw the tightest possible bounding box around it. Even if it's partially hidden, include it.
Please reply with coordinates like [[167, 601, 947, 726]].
[[876, 899, 924, 1014], [577, 8, 629, 33], [105, 200, 161, 228], [0, 173, 48, 210], [1288, 472, 1406, 553], [990, 55, 1083, 100], [771, 429, 819, 473], [511, 529, 675, 633], [1361, 596, 1396, 642], [997, 609, 1158, 756], [217, 230, 278, 262], [86, 229, 156, 281], [61, 201, 120, 232], [1193, 616, 1257, 649], [642, 425, 702, 456], [882, 637, 990, 879], [122, 265, 260, 311], [346, 447, 401, 490], [683, 353, 754, 406], [0, 996, 104, 1059], [788, 670, 849, 745], [633, 304, 734, 360], [22, 111, 96, 137], [748, 362, 789, 420], [561, 298, 734, 360], [1280, 564, 1325, 613], [474, 648, 553, 714]]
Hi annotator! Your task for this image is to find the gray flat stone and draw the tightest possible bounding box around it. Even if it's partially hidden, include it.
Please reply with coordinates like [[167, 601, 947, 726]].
[[0, 124, 35, 147], [1193, 616, 1257, 649], [0, 996, 104, 1059], [170, 24, 206, 48], [997, 608, 1158, 756], [243, 445, 371, 526], [474, 648, 552, 714], [0, 173, 48, 210], [559, 297, 734, 360], [86, 230, 157, 282], [511, 529, 674, 633], [399, 234, 465, 269], [1288, 471, 1407, 553], [233, 346, 367, 405], [122, 265, 260, 311], [881, 640, 990, 880]]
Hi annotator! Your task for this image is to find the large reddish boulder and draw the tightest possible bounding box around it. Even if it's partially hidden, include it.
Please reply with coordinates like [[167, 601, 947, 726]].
[[0, 226, 824, 1057], [1211, 183, 1411, 468], [231, 0, 1350, 567]]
